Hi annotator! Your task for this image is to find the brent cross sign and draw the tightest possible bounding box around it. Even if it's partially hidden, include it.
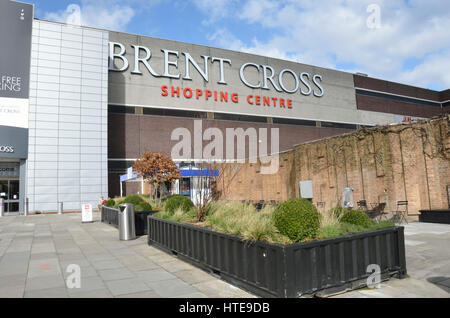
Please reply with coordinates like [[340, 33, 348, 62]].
[[109, 42, 325, 109], [0, 145, 14, 153]]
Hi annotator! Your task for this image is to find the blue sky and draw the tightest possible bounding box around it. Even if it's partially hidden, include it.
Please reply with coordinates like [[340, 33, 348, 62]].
[[26, 0, 450, 91]]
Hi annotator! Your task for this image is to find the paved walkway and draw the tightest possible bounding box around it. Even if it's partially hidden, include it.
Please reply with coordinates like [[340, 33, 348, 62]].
[[0, 214, 253, 298], [335, 222, 450, 298], [1, 214, 449, 298]]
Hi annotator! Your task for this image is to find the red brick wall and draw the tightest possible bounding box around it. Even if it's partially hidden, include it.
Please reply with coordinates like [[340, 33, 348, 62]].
[[108, 113, 353, 160], [215, 116, 450, 218], [354, 75, 447, 118], [354, 75, 441, 101], [355, 94, 442, 118], [440, 89, 450, 102], [107, 114, 353, 197]]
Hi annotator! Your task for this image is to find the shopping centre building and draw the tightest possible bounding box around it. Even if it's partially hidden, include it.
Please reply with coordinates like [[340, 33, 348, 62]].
[[0, 0, 448, 213]]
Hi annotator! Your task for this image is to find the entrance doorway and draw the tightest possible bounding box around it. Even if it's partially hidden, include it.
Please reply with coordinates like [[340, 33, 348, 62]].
[[179, 178, 191, 197], [0, 179, 20, 213]]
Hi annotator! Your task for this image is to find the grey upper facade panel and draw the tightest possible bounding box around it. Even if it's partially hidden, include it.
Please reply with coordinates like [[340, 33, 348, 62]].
[[0, 0, 33, 100], [0, 0, 33, 160], [107, 31, 370, 125]]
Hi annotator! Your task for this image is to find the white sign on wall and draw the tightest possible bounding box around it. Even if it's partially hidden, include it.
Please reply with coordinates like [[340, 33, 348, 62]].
[[0, 97, 29, 129], [299, 180, 313, 199], [81, 204, 93, 223]]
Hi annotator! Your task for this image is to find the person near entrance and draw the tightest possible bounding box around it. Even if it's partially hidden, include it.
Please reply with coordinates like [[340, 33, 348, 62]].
[[98, 196, 107, 212]]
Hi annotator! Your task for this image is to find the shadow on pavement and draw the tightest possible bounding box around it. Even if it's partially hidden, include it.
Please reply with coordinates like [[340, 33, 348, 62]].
[[427, 277, 450, 294]]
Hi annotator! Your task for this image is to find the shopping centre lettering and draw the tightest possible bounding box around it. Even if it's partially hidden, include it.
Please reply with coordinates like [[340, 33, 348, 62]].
[[109, 42, 325, 108]]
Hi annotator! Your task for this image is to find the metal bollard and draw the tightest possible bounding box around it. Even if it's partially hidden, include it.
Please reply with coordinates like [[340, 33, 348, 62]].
[[58, 202, 63, 215], [24, 197, 29, 216], [0, 198, 4, 217]]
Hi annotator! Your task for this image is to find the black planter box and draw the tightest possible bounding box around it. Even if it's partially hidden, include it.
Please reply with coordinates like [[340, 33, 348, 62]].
[[101, 206, 119, 228], [101, 207, 155, 236], [147, 216, 407, 298], [419, 209, 450, 224]]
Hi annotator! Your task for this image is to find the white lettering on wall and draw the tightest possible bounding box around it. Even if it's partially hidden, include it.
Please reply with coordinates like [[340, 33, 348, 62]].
[[211, 57, 232, 84], [0, 75, 21, 92], [239, 63, 261, 89], [131, 45, 160, 77], [0, 146, 14, 153], [182, 52, 209, 82], [108, 42, 325, 97], [109, 42, 129, 72]]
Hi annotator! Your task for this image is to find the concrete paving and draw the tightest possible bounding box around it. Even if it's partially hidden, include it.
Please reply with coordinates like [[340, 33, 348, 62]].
[[0, 213, 254, 298], [0, 214, 449, 298], [334, 222, 450, 298]]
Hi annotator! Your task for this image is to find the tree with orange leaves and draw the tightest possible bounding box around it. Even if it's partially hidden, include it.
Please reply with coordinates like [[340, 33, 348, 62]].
[[133, 151, 180, 207]]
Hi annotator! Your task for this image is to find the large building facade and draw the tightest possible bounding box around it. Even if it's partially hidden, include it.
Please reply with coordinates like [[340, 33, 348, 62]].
[[0, 0, 448, 213], [1, 1, 108, 213]]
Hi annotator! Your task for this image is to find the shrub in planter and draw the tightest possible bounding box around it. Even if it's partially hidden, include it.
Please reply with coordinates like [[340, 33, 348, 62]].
[[135, 202, 152, 212], [338, 222, 368, 234], [340, 209, 372, 228], [273, 198, 320, 242], [171, 208, 198, 222], [165, 195, 194, 215], [318, 224, 345, 239], [123, 194, 145, 206], [203, 202, 218, 217], [113, 200, 124, 208], [370, 220, 395, 230], [113, 194, 146, 208], [329, 206, 346, 219], [105, 199, 115, 207]]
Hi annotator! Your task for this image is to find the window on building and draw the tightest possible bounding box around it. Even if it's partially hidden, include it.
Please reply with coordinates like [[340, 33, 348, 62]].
[[108, 105, 135, 114], [321, 122, 357, 130], [213, 112, 267, 123], [272, 118, 316, 126], [355, 89, 441, 108], [142, 108, 207, 118]]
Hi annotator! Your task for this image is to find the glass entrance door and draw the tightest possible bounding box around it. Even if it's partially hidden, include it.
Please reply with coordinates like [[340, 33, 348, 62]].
[[179, 178, 191, 197], [9, 180, 19, 213], [0, 179, 20, 213]]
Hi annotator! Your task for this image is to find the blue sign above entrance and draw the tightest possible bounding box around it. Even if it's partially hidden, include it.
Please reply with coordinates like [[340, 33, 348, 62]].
[[180, 168, 219, 177]]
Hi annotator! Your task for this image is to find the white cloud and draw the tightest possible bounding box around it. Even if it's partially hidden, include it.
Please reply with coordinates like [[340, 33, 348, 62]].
[[42, 0, 450, 90], [398, 52, 450, 90], [191, 0, 239, 24], [44, 0, 135, 31], [238, 0, 278, 24], [207, 28, 246, 52], [201, 0, 450, 90]]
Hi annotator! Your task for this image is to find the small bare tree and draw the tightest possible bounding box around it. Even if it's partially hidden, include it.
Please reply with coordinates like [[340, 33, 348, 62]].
[[133, 151, 180, 207], [191, 162, 217, 222]]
